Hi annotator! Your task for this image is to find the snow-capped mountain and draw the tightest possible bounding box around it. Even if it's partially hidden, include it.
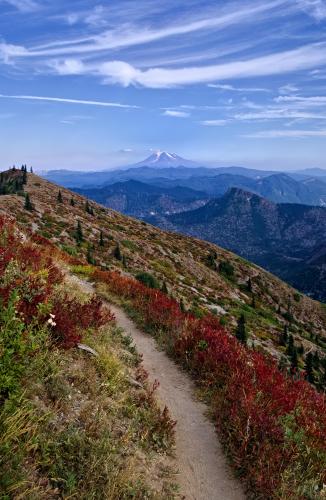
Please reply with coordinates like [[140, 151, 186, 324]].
[[132, 151, 199, 168]]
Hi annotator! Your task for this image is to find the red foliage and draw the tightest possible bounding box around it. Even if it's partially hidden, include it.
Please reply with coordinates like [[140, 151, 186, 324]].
[[51, 294, 114, 348], [0, 217, 114, 348], [92, 268, 326, 497]]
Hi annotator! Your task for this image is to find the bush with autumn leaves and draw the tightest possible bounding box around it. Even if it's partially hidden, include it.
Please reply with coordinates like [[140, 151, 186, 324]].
[[0, 217, 112, 399], [92, 268, 326, 499]]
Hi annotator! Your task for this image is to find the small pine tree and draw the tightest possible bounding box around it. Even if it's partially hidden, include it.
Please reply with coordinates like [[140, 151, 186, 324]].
[[161, 281, 168, 294], [305, 352, 315, 384], [122, 255, 127, 268], [235, 314, 247, 345], [24, 193, 33, 211], [251, 294, 256, 308], [70, 198, 75, 206], [57, 190, 63, 203], [75, 221, 83, 244], [290, 346, 298, 371], [114, 244, 122, 261], [280, 324, 288, 346], [22, 169, 27, 185], [99, 230, 104, 247], [86, 244, 95, 265], [247, 277, 252, 293], [286, 333, 294, 356], [180, 298, 186, 313], [30, 166, 33, 173], [85, 200, 94, 215]]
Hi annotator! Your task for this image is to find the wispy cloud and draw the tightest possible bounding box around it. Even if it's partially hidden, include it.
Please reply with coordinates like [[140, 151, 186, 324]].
[[275, 95, 326, 105], [93, 42, 326, 88], [200, 119, 228, 126], [244, 128, 326, 138], [208, 83, 269, 92], [0, 94, 138, 108], [163, 110, 190, 118], [3, 0, 287, 59], [1, 0, 39, 12], [278, 84, 299, 94], [296, 0, 326, 20]]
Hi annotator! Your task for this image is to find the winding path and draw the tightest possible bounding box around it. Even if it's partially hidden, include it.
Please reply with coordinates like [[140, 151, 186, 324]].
[[69, 274, 245, 500]]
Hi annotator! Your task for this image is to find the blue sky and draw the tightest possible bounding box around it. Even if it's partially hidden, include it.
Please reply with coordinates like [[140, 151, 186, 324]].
[[0, 0, 326, 171]]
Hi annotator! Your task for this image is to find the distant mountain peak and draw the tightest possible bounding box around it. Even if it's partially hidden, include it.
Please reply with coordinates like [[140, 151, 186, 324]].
[[133, 151, 199, 168]]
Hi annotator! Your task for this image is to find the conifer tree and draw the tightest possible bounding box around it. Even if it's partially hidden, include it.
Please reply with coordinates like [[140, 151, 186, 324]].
[[85, 200, 94, 215], [161, 281, 168, 294], [290, 346, 298, 371], [180, 298, 186, 313], [286, 333, 294, 356], [24, 192, 33, 211], [75, 221, 83, 244], [70, 198, 75, 206], [57, 190, 63, 203], [22, 169, 27, 185], [30, 166, 33, 173], [236, 314, 247, 345], [99, 230, 104, 247], [247, 277, 252, 292], [113, 244, 122, 261], [87, 244, 95, 265], [122, 255, 127, 268], [280, 324, 288, 346], [305, 352, 315, 383]]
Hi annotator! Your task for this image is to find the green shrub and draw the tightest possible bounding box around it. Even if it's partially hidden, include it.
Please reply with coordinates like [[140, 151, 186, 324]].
[[135, 272, 160, 289]]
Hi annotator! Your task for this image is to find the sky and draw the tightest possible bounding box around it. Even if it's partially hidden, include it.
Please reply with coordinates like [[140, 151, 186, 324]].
[[0, 0, 326, 171]]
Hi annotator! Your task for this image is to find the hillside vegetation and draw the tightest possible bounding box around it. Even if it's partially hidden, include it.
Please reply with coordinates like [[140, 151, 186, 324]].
[[0, 215, 176, 498], [0, 169, 326, 498]]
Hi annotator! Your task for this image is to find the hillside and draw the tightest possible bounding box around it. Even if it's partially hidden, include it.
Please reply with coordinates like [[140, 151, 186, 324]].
[[0, 171, 325, 372], [1, 169, 326, 498], [161, 188, 326, 301]]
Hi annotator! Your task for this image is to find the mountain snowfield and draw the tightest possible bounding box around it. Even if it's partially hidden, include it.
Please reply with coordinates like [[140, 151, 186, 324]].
[[132, 151, 200, 168]]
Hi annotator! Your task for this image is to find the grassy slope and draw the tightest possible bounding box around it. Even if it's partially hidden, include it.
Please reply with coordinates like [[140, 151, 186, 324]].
[[0, 172, 325, 367], [0, 220, 176, 499]]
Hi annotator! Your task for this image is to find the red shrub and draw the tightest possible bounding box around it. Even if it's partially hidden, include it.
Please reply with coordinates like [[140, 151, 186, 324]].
[[51, 294, 114, 348], [92, 267, 326, 498]]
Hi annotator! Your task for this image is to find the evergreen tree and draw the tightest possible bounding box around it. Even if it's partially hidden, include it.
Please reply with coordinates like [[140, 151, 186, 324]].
[[30, 166, 33, 173], [99, 230, 104, 247], [161, 281, 168, 294], [305, 352, 315, 384], [286, 333, 294, 356], [180, 298, 186, 313], [86, 244, 95, 265], [313, 351, 320, 369], [235, 314, 247, 345], [122, 255, 127, 268], [22, 169, 27, 185], [298, 344, 304, 356], [280, 324, 288, 346], [85, 200, 94, 215], [205, 251, 217, 270], [75, 221, 83, 244], [113, 244, 122, 261], [24, 193, 33, 211], [290, 346, 298, 372], [247, 277, 252, 293], [70, 198, 75, 206], [251, 294, 256, 308], [57, 190, 63, 203]]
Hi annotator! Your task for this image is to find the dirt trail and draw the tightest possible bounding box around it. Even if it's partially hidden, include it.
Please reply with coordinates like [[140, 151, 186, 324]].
[[69, 275, 245, 500]]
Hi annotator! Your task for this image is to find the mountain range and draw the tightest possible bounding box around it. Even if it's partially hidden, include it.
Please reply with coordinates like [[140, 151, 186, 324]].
[[151, 188, 326, 301], [43, 151, 326, 206]]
